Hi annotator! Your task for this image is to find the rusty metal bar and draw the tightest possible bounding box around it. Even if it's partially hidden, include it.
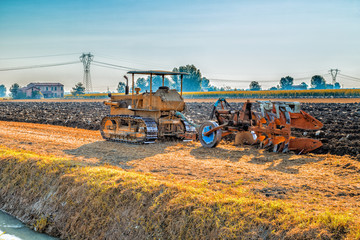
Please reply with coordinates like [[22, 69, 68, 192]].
[[162, 75, 165, 86], [131, 73, 134, 107], [203, 123, 228, 137], [180, 74, 183, 96], [150, 73, 153, 109]]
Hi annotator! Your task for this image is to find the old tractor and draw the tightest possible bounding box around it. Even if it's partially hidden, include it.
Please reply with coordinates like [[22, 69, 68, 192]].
[[199, 98, 323, 154], [100, 70, 197, 143]]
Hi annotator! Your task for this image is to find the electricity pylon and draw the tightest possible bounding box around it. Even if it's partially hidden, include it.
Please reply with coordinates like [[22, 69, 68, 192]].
[[80, 53, 94, 93], [329, 69, 340, 84]]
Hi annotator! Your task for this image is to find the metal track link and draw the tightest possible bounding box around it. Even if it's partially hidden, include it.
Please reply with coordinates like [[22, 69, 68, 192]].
[[100, 115, 158, 144], [182, 119, 197, 140]]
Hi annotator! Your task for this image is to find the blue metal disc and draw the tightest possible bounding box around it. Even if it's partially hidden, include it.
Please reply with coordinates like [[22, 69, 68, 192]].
[[202, 125, 215, 144]]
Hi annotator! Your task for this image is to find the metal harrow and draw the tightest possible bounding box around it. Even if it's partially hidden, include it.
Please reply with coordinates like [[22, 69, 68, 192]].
[[199, 98, 323, 154]]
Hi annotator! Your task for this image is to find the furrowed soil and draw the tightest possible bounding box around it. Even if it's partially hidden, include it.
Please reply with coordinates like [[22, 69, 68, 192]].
[[0, 100, 359, 157], [0, 121, 360, 239]]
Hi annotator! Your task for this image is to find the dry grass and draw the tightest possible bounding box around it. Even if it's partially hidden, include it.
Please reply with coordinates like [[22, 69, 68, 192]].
[[0, 121, 360, 239], [0, 145, 360, 239]]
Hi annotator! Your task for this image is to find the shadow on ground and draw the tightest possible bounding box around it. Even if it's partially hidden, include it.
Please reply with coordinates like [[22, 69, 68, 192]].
[[250, 154, 324, 174], [190, 144, 324, 174], [64, 140, 176, 168]]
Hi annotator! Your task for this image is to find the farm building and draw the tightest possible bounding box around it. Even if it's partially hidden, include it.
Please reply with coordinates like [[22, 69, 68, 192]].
[[20, 83, 64, 98]]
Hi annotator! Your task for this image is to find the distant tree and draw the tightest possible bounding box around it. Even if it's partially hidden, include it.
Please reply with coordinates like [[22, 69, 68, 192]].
[[300, 82, 308, 89], [208, 86, 219, 91], [117, 82, 126, 93], [269, 86, 278, 90], [31, 90, 42, 99], [334, 82, 341, 89], [150, 75, 164, 90], [136, 77, 148, 91], [0, 85, 6, 97], [10, 83, 20, 98], [173, 65, 202, 92], [71, 82, 85, 96], [280, 76, 294, 90], [311, 75, 326, 89], [201, 77, 210, 91], [142, 75, 172, 91], [249, 81, 261, 91]]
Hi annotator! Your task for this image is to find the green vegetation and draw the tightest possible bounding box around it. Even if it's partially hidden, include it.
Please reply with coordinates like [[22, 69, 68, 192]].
[[311, 75, 326, 89], [0, 85, 6, 97], [117, 82, 126, 93], [71, 82, 86, 96], [9, 83, 26, 99], [249, 81, 261, 91], [0, 146, 359, 239], [280, 76, 294, 90]]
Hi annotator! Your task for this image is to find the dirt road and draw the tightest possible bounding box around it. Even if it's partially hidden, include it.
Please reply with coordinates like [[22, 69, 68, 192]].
[[1, 120, 360, 216]]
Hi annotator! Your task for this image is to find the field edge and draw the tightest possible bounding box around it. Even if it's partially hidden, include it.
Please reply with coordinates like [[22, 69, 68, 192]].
[[0, 146, 359, 240]]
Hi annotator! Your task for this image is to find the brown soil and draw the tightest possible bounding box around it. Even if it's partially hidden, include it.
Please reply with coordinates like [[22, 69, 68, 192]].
[[4, 100, 360, 157], [1, 120, 360, 215]]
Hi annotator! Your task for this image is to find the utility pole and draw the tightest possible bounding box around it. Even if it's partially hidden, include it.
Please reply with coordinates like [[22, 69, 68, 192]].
[[329, 69, 340, 84], [80, 53, 94, 93]]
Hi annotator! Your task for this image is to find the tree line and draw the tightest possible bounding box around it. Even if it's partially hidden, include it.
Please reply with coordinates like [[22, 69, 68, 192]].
[[116, 65, 342, 93], [249, 75, 341, 91], [3, 65, 343, 99]]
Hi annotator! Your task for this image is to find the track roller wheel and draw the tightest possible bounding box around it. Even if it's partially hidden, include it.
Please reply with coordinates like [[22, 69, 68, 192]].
[[199, 121, 222, 148]]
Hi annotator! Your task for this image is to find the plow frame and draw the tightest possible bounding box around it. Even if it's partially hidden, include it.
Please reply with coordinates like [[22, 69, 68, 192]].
[[199, 98, 323, 154]]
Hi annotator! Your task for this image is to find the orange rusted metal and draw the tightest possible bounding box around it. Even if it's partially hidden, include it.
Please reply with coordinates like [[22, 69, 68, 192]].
[[100, 70, 197, 144], [199, 98, 323, 154]]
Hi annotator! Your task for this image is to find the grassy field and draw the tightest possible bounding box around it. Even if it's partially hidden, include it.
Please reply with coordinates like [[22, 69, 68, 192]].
[[0, 121, 359, 239]]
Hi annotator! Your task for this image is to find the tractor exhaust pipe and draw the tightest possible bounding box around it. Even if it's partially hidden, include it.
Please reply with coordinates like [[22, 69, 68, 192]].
[[124, 75, 129, 95]]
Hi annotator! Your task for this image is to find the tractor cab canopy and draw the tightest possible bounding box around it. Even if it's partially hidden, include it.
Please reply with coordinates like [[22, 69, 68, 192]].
[[127, 70, 188, 96], [127, 70, 189, 76], [127, 70, 188, 110]]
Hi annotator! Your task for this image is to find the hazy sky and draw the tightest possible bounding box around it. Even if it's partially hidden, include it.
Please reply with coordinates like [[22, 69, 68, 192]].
[[0, 0, 359, 92]]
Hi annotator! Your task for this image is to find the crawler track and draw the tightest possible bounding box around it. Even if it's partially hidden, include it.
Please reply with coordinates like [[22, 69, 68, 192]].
[[100, 115, 158, 144]]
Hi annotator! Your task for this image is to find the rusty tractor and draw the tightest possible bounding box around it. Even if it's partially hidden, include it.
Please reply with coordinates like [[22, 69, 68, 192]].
[[100, 70, 197, 144]]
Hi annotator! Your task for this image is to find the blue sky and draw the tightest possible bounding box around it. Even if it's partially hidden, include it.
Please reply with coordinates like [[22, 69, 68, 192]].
[[0, 0, 359, 92]]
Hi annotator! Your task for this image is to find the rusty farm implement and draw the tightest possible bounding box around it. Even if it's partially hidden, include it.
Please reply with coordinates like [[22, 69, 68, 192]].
[[199, 98, 323, 154]]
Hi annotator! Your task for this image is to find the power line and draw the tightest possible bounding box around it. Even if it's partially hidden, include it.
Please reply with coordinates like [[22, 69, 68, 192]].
[[0, 53, 81, 60], [92, 60, 139, 70], [0, 61, 80, 71], [338, 76, 360, 83], [92, 63, 128, 71], [95, 53, 168, 69], [338, 73, 360, 81]]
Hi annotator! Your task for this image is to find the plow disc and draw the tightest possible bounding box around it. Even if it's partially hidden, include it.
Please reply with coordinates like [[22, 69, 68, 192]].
[[199, 121, 222, 148], [199, 98, 324, 154], [288, 138, 323, 154]]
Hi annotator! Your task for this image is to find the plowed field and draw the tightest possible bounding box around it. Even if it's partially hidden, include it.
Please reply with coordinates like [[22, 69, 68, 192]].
[[0, 121, 359, 216], [0, 100, 359, 158]]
